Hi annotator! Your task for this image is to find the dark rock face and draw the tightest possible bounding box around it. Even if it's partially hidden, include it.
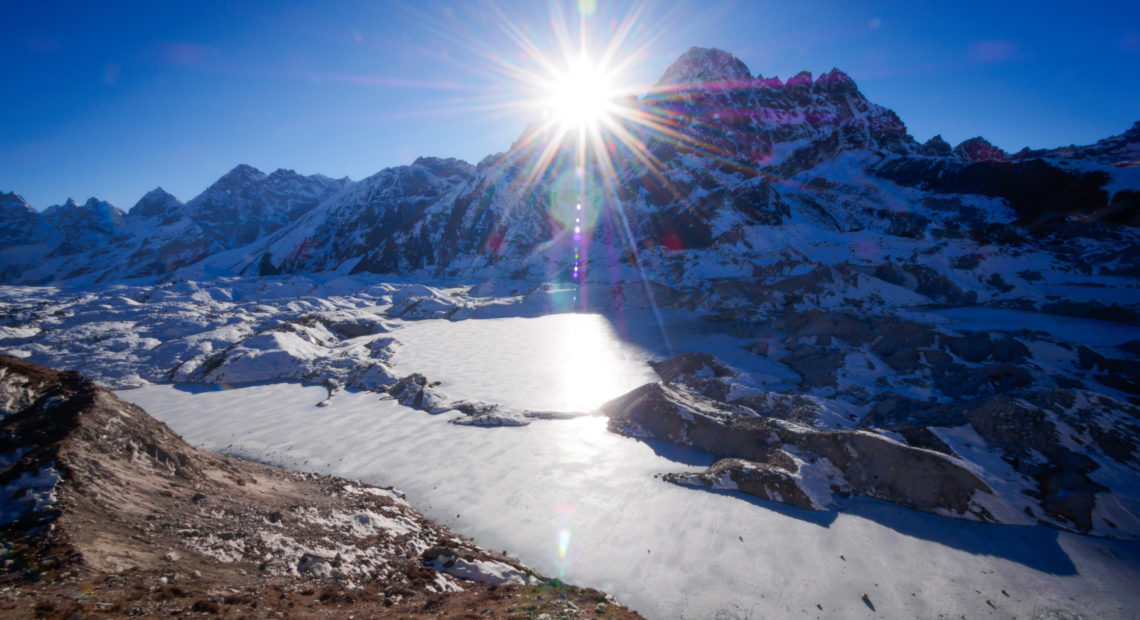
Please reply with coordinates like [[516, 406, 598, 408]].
[[601, 382, 775, 461], [665, 458, 817, 510], [603, 348, 1140, 537], [953, 137, 1009, 162], [42, 198, 125, 257], [640, 48, 917, 184], [128, 187, 182, 219], [649, 352, 736, 382], [600, 359, 996, 520], [919, 135, 952, 157], [0, 192, 47, 248], [387, 373, 448, 412], [261, 158, 476, 276], [876, 157, 1115, 228], [864, 389, 1140, 533], [791, 429, 991, 517]]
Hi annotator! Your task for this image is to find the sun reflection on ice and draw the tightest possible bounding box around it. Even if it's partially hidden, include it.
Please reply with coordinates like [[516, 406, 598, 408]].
[[553, 314, 633, 412]]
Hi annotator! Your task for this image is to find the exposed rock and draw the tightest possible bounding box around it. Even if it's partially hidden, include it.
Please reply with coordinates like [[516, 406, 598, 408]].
[[919, 135, 952, 157], [129, 187, 182, 219], [666, 457, 818, 511], [953, 137, 1009, 162], [387, 373, 450, 413], [604, 350, 1140, 536], [602, 382, 777, 461], [600, 371, 1000, 521]]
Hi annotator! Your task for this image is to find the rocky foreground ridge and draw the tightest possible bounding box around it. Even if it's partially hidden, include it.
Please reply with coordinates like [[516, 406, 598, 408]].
[[0, 355, 641, 618]]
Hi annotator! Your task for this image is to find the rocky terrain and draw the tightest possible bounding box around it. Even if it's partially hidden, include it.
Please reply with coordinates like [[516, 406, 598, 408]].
[[599, 345, 1140, 538], [0, 355, 641, 618]]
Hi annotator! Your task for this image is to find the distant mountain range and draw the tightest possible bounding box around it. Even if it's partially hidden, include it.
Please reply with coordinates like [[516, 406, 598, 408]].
[[1, 46, 1137, 294]]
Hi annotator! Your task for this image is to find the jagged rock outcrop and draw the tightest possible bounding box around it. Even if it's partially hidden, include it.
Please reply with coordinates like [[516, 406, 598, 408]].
[[42, 198, 125, 258], [600, 375, 1003, 521], [953, 136, 1009, 162], [919, 134, 952, 157], [601, 351, 1140, 538]]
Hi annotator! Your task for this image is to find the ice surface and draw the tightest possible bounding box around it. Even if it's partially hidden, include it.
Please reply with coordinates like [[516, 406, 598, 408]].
[[121, 383, 1140, 619], [389, 314, 659, 412]]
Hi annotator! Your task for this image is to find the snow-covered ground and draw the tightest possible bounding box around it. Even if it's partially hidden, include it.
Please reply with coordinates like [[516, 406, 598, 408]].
[[118, 314, 1140, 619]]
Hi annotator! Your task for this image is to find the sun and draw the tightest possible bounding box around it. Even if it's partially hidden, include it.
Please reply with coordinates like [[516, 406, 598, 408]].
[[543, 59, 617, 130]]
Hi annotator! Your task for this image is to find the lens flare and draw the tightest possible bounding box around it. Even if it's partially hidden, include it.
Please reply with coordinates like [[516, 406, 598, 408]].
[[542, 57, 618, 131], [554, 502, 575, 579], [558, 528, 571, 558]]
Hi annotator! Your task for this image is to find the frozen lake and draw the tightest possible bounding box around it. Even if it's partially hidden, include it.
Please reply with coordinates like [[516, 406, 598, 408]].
[[118, 314, 1140, 619], [389, 311, 798, 412], [389, 313, 659, 412], [121, 383, 1140, 619]]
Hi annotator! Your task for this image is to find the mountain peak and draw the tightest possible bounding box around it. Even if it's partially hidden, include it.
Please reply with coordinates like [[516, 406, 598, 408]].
[[1123, 120, 1140, 141], [657, 47, 752, 89], [786, 71, 813, 88], [954, 137, 1009, 162], [815, 68, 856, 93], [82, 197, 110, 211], [222, 164, 267, 183], [0, 191, 34, 212], [130, 187, 183, 219], [919, 134, 952, 157]]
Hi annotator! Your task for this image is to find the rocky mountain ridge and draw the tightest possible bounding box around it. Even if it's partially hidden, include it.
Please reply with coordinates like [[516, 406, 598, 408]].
[[0, 47, 1136, 292], [0, 166, 349, 283]]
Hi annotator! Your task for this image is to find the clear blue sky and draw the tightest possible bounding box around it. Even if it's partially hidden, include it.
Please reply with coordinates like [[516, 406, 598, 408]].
[[3, 0, 1138, 210]]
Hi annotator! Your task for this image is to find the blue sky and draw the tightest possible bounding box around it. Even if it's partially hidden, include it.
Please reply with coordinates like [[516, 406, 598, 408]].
[[3, 0, 1138, 210]]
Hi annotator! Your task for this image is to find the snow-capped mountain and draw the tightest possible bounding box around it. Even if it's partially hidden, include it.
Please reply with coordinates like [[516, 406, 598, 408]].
[[184, 164, 349, 249], [0, 192, 48, 249], [1, 48, 1136, 289], [41, 197, 126, 257], [0, 166, 349, 284]]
